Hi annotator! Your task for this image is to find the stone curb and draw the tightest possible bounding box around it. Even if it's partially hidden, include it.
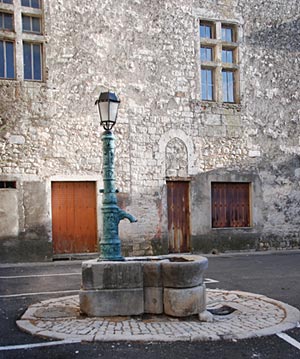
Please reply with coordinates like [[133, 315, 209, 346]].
[[17, 289, 300, 343]]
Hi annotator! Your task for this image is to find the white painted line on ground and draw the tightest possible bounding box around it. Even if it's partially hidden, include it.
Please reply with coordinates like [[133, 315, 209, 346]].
[[0, 339, 81, 351], [0, 289, 79, 299], [204, 278, 219, 284], [277, 333, 300, 350], [0, 272, 81, 279]]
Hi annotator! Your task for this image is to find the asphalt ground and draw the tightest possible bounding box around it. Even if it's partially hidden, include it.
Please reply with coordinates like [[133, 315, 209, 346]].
[[0, 251, 300, 358]]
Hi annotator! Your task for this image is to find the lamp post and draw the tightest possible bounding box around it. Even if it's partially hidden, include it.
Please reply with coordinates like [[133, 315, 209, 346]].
[[96, 91, 137, 261]]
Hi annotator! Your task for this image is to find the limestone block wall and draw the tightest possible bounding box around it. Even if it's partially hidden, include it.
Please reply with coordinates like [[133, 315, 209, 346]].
[[0, 0, 299, 261]]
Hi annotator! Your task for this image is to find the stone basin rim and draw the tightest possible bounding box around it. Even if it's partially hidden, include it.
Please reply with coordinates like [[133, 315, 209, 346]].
[[90, 254, 209, 263]]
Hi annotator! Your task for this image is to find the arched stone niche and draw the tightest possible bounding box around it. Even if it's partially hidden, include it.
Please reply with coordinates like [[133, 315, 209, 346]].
[[158, 129, 197, 178], [165, 138, 188, 177]]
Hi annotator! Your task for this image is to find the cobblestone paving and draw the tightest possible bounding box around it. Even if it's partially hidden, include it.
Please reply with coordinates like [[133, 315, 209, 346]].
[[17, 289, 300, 342]]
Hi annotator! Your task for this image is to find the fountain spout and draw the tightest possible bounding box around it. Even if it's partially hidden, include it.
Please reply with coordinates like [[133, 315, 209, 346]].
[[118, 209, 137, 223]]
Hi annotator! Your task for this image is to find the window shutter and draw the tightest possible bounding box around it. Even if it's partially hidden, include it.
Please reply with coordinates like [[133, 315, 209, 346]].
[[212, 182, 250, 228]]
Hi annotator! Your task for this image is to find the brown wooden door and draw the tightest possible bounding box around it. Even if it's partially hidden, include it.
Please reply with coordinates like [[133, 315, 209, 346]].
[[52, 182, 98, 254], [167, 181, 190, 253]]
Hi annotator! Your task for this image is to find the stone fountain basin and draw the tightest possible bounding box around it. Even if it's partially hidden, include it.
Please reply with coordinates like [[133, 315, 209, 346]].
[[80, 254, 208, 318]]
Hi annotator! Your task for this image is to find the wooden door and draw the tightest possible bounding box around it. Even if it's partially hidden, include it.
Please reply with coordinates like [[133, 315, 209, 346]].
[[52, 182, 98, 254], [167, 181, 190, 253]]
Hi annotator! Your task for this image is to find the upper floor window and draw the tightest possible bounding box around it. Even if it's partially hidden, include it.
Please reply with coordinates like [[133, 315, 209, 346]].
[[0, 0, 44, 81], [200, 22, 215, 39], [22, 14, 41, 33], [222, 48, 234, 63], [222, 25, 235, 42], [21, 0, 41, 9], [0, 11, 13, 30], [201, 68, 213, 101], [23, 42, 42, 80], [200, 46, 213, 62], [0, 40, 14, 79], [199, 20, 239, 104], [222, 70, 235, 103]]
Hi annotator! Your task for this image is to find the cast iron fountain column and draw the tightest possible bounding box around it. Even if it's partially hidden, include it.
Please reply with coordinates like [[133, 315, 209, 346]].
[[96, 91, 137, 261], [100, 130, 136, 261]]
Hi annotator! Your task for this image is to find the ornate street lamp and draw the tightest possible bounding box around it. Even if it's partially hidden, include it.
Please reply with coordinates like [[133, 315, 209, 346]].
[[96, 91, 120, 131], [95, 91, 137, 261]]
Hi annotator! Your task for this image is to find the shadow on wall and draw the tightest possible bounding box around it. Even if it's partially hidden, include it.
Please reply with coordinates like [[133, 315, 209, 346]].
[[246, 19, 300, 51], [0, 226, 52, 263]]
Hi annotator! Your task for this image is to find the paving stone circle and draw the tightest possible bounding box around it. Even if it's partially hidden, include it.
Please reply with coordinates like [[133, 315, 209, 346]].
[[17, 289, 300, 342]]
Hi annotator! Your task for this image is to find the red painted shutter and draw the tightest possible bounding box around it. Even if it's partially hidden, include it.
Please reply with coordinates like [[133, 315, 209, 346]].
[[212, 182, 250, 228]]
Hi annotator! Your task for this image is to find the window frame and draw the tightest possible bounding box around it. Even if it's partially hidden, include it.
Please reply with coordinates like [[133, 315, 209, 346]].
[[201, 67, 214, 101], [22, 14, 42, 34], [222, 48, 234, 63], [200, 21, 215, 39], [0, 0, 45, 81], [200, 45, 214, 62], [199, 19, 240, 104], [0, 39, 15, 79], [221, 24, 236, 43], [23, 41, 42, 81], [0, 11, 13, 31], [21, 0, 41, 9], [222, 69, 236, 103]]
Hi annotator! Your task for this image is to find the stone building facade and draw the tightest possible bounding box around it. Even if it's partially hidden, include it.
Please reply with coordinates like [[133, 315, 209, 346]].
[[0, 0, 299, 261]]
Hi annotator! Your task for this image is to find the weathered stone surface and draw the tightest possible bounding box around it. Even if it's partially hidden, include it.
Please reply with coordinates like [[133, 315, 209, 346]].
[[144, 287, 163, 314], [164, 285, 206, 317], [0, 189, 18, 238], [143, 261, 164, 287], [0, 237, 52, 263], [79, 288, 144, 316], [23, 181, 49, 234], [198, 310, 214, 322], [8, 135, 25, 145], [161, 256, 208, 288], [81, 260, 143, 290]]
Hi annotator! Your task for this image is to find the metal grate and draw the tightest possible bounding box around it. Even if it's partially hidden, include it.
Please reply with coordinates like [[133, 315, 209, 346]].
[[0, 181, 16, 189]]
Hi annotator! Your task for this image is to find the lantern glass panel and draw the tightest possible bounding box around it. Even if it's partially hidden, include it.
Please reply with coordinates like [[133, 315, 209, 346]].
[[109, 101, 119, 124], [99, 101, 109, 123]]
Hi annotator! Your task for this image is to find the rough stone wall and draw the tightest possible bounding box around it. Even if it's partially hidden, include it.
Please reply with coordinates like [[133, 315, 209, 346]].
[[0, 189, 18, 237], [0, 0, 299, 260], [166, 138, 188, 177], [237, 0, 300, 249]]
